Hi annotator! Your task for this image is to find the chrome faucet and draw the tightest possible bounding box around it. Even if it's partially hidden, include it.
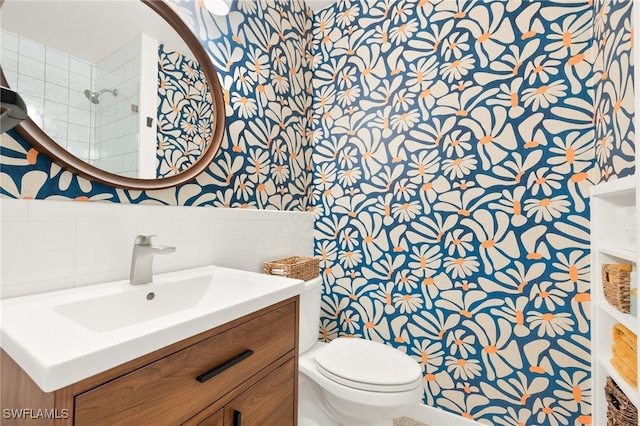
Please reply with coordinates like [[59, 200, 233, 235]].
[[130, 235, 176, 285]]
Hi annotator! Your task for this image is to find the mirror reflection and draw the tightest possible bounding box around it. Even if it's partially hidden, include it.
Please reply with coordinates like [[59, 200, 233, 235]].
[[1, 0, 214, 179]]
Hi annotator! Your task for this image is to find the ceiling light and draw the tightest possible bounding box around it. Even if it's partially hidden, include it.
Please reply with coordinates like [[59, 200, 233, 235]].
[[203, 0, 230, 16]]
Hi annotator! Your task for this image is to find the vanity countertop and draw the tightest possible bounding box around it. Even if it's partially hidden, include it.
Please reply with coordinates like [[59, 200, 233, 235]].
[[0, 265, 304, 392]]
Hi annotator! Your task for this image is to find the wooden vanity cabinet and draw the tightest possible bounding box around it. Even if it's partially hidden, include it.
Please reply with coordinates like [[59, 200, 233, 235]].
[[1, 297, 299, 426]]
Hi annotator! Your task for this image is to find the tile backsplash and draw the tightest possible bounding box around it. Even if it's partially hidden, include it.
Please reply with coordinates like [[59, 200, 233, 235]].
[[0, 198, 314, 299]]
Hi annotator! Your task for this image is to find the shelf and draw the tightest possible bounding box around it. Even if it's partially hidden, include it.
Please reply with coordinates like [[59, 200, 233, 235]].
[[598, 246, 638, 262], [591, 175, 636, 197], [598, 356, 639, 407], [598, 300, 638, 332]]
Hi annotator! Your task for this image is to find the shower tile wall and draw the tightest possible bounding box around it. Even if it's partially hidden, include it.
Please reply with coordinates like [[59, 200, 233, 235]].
[[92, 36, 141, 177], [1, 29, 92, 162]]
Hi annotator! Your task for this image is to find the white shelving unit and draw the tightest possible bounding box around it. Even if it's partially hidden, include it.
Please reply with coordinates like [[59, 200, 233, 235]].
[[591, 4, 640, 422], [591, 174, 639, 425]]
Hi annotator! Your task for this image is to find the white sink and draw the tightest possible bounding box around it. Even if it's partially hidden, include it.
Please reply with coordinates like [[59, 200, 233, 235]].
[[0, 265, 304, 392], [56, 275, 213, 332]]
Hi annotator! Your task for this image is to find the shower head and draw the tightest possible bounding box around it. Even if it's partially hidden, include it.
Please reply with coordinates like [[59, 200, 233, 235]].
[[83, 89, 98, 104], [84, 88, 118, 105]]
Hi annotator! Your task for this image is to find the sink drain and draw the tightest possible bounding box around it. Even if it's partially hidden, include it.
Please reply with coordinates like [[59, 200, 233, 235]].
[[146, 292, 155, 300]]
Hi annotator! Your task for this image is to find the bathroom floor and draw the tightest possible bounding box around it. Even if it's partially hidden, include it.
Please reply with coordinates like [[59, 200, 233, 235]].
[[393, 417, 428, 426]]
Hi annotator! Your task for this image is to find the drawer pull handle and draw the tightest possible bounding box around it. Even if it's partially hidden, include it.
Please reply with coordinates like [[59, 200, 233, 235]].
[[196, 349, 254, 383], [233, 410, 242, 426]]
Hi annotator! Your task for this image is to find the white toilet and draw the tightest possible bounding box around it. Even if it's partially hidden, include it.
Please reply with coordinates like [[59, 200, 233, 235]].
[[298, 277, 423, 426]]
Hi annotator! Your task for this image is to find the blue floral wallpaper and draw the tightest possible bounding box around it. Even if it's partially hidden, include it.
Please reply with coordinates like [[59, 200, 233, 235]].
[[311, 0, 633, 425], [594, 0, 636, 180], [156, 44, 214, 179], [0, 0, 314, 209]]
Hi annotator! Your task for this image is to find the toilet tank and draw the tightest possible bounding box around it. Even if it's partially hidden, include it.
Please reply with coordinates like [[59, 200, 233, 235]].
[[299, 276, 322, 354]]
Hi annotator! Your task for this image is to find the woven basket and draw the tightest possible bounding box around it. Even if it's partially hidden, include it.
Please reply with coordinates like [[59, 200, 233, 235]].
[[603, 264, 633, 314], [263, 256, 319, 281], [606, 376, 638, 426]]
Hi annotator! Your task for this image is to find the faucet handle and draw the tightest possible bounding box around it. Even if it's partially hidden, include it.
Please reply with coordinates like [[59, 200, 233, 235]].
[[134, 234, 155, 245]]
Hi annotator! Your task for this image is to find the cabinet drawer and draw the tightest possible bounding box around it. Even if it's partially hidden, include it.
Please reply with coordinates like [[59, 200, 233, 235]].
[[74, 302, 296, 426], [224, 357, 296, 426]]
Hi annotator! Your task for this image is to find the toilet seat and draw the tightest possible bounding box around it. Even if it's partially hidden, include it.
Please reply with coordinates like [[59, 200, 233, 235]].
[[313, 338, 422, 392]]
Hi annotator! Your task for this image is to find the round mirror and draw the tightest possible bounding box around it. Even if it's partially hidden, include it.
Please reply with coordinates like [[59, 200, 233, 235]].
[[0, 0, 225, 190]]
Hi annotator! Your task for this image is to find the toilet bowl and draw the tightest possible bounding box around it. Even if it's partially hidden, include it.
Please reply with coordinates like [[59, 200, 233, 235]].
[[298, 277, 423, 426]]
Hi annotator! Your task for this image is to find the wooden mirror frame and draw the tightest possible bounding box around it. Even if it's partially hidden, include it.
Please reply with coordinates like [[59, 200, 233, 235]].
[[1, 0, 226, 190]]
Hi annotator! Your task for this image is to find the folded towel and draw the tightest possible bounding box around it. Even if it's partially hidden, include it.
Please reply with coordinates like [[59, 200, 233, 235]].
[[613, 323, 638, 355], [611, 353, 637, 388], [611, 323, 638, 388], [611, 344, 638, 372], [613, 336, 638, 367]]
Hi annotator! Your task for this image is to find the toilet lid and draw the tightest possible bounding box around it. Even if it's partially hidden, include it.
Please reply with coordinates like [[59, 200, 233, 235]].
[[313, 338, 422, 392]]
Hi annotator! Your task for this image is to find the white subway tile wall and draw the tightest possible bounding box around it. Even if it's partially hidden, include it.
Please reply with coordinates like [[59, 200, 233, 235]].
[[2, 30, 144, 174], [93, 35, 142, 177], [0, 198, 315, 299], [2, 29, 93, 159]]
